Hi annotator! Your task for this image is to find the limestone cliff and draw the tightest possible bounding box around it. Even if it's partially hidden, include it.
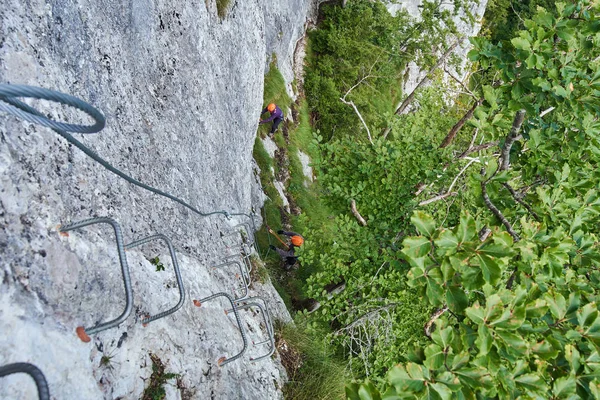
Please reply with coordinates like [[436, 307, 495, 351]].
[[0, 0, 317, 398]]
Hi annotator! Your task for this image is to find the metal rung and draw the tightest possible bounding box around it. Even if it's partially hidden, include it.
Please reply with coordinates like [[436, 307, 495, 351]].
[[226, 296, 275, 361], [192, 293, 247, 366], [124, 234, 185, 325], [59, 217, 133, 342], [212, 260, 248, 301]]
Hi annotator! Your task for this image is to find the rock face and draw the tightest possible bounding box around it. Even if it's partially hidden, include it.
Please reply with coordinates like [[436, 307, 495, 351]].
[[0, 0, 315, 398]]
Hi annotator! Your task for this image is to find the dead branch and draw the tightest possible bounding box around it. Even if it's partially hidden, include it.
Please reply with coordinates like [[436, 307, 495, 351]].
[[418, 192, 457, 206], [414, 183, 426, 196], [439, 98, 484, 148], [350, 199, 368, 226], [418, 158, 478, 206], [499, 110, 526, 171], [540, 106, 555, 117], [424, 306, 449, 338], [340, 59, 381, 145], [444, 67, 477, 100], [340, 97, 373, 144], [478, 226, 492, 242]]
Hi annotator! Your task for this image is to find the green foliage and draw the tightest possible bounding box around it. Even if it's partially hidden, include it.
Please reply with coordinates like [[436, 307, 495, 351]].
[[348, 2, 600, 397], [142, 354, 180, 400], [300, 86, 465, 378], [305, 0, 474, 139], [483, 0, 557, 43], [279, 320, 349, 400], [149, 256, 165, 272], [305, 0, 406, 138]]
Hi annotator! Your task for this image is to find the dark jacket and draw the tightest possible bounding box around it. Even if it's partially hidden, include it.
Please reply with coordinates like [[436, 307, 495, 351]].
[[260, 105, 284, 123]]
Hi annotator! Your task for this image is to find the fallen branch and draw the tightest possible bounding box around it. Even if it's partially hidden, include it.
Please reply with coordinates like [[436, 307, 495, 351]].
[[444, 67, 478, 100], [439, 98, 484, 148], [499, 110, 526, 171], [340, 60, 380, 145], [351, 199, 368, 226]]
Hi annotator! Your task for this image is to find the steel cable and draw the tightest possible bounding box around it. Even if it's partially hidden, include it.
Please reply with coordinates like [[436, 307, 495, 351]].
[[0, 363, 50, 400], [0, 84, 257, 222]]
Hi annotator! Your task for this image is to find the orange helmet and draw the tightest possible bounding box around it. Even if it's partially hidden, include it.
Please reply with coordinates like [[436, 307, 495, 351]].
[[291, 235, 304, 247], [267, 103, 276, 112]]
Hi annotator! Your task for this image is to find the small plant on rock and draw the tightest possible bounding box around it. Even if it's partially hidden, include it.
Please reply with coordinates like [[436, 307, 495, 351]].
[[142, 353, 180, 400], [149, 256, 165, 272]]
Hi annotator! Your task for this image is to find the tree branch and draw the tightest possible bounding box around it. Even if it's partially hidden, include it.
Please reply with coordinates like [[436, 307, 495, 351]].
[[439, 98, 484, 148], [424, 306, 448, 338], [444, 67, 477, 100], [457, 141, 499, 159], [394, 40, 462, 117], [418, 192, 458, 206], [340, 97, 373, 144], [350, 199, 368, 226], [418, 158, 478, 206], [502, 182, 540, 221], [481, 168, 521, 242], [499, 110, 526, 171], [340, 62, 380, 145]]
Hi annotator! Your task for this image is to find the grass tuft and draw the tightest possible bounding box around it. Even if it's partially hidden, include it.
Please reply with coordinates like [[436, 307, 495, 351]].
[[216, 0, 231, 19], [277, 321, 348, 400]]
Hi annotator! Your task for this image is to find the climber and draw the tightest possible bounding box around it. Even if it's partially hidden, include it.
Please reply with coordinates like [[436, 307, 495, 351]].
[[268, 228, 304, 269], [259, 103, 284, 135]]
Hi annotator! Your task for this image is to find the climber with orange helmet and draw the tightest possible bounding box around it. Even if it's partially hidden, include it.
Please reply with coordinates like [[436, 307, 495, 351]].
[[269, 229, 304, 269], [259, 103, 284, 135]]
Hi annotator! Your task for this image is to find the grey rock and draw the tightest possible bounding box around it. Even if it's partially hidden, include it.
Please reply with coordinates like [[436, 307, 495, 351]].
[[0, 0, 319, 398]]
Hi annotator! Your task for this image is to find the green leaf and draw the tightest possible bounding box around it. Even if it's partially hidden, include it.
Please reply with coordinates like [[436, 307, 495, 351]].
[[388, 363, 426, 393], [531, 340, 559, 360], [435, 230, 459, 250], [515, 373, 548, 393], [429, 382, 452, 400], [456, 213, 477, 244], [477, 254, 501, 284], [553, 85, 569, 98], [478, 243, 513, 258], [476, 324, 493, 356], [446, 286, 469, 313], [553, 375, 577, 399], [424, 344, 445, 370], [432, 326, 454, 348], [496, 330, 528, 356], [412, 211, 436, 238], [466, 302, 485, 325], [511, 37, 531, 51], [483, 85, 498, 109], [346, 383, 362, 400], [544, 292, 567, 320], [402, 236, 432, 259]]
